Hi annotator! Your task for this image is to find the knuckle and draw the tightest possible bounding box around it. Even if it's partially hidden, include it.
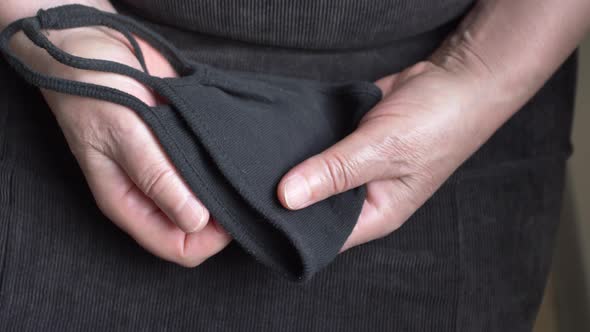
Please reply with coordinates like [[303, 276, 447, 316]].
[[66, 119, 110, 161], [378, 134, 426, 175], [319, 152, 358, 193], [140, 164, 176, 200], [63, 106, 144, 159], [105, 113, 144, 143], [378, 135, 410, 158], [170, 194, 190, 218]]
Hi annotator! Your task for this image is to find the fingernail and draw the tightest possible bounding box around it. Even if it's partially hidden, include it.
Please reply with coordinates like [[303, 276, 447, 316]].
[[185, 199, 206, 233], [283, 175, 312, 209]]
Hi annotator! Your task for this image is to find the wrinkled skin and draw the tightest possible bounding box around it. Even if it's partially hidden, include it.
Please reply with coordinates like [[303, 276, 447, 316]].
[[13, 27, 231, 267], [277, 59, 498, 251]]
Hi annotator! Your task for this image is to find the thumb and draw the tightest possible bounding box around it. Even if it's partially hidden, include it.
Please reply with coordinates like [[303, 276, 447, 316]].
[[277, 123, 395, 210], [108, 121, 210, 233]]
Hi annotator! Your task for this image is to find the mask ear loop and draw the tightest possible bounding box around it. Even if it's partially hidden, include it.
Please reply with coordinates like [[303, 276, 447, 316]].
[[0, 4, 195, 114], [33, 5, 194, 75]]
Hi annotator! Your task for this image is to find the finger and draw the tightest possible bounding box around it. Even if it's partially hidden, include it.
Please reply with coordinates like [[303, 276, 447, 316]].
[[277, 121, 403, 210], [93, 37, 211, 234], [70, 67, 210, 233], [48, 81, 210, 234], [340, 176, 423, 252], [117, 184, 231, 267], [107, 121, 211, 233], [80, 148, 231, 267]]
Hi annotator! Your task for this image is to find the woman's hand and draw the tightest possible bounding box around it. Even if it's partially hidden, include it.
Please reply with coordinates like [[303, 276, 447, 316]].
[[278, 59, 497, 250], [13, 26, 231, 266], [278, 0, 590, 252]]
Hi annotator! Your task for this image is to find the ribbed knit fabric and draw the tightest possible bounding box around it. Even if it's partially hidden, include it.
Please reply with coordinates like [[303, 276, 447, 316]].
[[0, 2, 577, 331], [115, 0, 475, 49]]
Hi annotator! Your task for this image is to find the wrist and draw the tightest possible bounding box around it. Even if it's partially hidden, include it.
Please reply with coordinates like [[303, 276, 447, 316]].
[[431, 0, 590, 124], [424, 32, 524, 147], [1, 1, 115, 29], [429, 28, 532, 128], [9, 25, 131, 81]]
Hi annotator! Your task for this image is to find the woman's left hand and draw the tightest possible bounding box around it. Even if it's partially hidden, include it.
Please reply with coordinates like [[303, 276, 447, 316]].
[[276, 0, 590, 252], [277, 58, 505, 251]]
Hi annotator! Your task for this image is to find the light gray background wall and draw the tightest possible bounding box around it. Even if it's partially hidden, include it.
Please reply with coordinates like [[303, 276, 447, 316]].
[[551, 36, 590, 331]]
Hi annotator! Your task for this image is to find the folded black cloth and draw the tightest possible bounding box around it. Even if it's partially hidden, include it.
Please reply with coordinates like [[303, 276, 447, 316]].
[[0, 5, 381, 281]]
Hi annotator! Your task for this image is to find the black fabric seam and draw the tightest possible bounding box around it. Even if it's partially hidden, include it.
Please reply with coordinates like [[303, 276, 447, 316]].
[[159, 78, 316, 277], [169, 75, 382, 99], [143, 106, 303, 280]]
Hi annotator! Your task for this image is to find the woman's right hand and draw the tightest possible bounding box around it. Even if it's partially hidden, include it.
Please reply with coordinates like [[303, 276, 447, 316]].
[[12, 25, 232, 267]]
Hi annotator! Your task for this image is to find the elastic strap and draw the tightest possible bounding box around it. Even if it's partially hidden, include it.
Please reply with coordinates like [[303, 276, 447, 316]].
[[0, 5, 192, 112]]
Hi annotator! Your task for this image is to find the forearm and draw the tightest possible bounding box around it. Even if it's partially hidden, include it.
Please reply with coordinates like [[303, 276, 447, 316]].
[[0, 0, 115, 28], [433, 0, 590, 127]]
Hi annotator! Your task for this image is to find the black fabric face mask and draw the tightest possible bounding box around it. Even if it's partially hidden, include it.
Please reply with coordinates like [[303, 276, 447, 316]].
[[0, 5, 382, 281]]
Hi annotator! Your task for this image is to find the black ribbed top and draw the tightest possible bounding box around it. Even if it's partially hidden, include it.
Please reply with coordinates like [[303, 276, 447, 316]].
[[115, 0, 473, 49]]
